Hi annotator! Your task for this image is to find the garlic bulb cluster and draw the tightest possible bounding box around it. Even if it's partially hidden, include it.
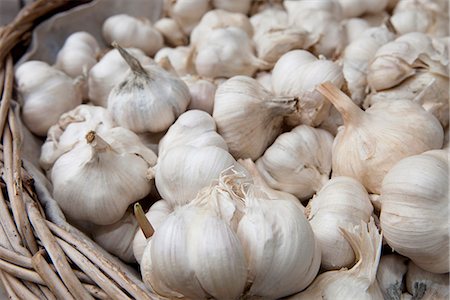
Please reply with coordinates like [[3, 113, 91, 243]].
[[285, 0, 345, 58], [108, 44, 190, 133], [213, 76, 298, 160], [317, 82, 443, 194], [166, 0, 211, 35], [52, 128, 157, 225], [289, 218, 383, 299], [102, 14, 163, 56], [376, 254, 408, 300], [336, 0, 389, 18], [154, 46, 195, 76], [306, 176, 373, 270], [367, 32, 449, 92], [40, 104, 115, 172], [15, 61, 83, 136], [380, 149, 449, 274], [158, 110, 227, 158], [88, 47, 153, 107], [212, 0, 252, 14], [272, 50, 344, 126], [54, 31, 99, 78], [256, 125, 333, 200], [154, 18, 188, 47], [343, 26, 395, 104], [182, 75, 216, 114], [406, 261, 449, 299]]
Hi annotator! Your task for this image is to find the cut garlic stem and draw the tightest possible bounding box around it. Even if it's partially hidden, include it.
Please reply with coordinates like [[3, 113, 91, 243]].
[[85, 131, 110, 152], [134, 203, 154, 238], [111, 41, 148, 77]]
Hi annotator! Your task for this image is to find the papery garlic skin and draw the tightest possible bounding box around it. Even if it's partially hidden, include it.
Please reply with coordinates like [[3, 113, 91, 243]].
[[306, 176, 373, 270], [256, 125, 333, 200], [406, 261, 449, 300], [214, 76, 298, 160], [108, 45, 190, 133], [15, 61, 83, 136], [154, 46, 195, 76], [102, 14, 163, 56], [272, 50, 344, 126], [52, 128, 157, 225], [167, 0, 211, 35], [212, 0, 252, 14], [158, 110, 227, 159], [380, 150, 449, 274], [154, 18, 188, 47], [88, 48, 153, 107], [376, 254, 408, 300], [54, 31, 99, 78], [182, 75, 216, 114], [317, 82, 444, 194], [133, 200, 173, 264], [40, 105, 115, 172], [91, 211, 138, 263]]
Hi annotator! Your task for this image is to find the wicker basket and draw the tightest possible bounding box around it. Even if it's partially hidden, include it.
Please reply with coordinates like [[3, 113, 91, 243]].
[[0, 1, 158, 299]]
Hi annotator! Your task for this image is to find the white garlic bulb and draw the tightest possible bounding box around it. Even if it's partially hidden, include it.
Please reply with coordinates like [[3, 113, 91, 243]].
[[194, 27, 270, 78], [256, 125, 333, 200], [272, 50, 344, 126], [52, 128, 157, 225], [102, 14, 163, 56], [288, 218, 383, 300], [212, 0, 252, 14], [54, 31, 99, 78], [167, 0, 211, 35], [406, 261, 449, 299], [133, 200, 173, 264], [317, 82, 443, 194], [182, 75, 216, 114], [15, 61, 83, 136], [155, 145, 241, 207], [376, 254, 408, 300], [91, 211, 138, 263], [154, 46, 195, 76], [108, 44, 190, 133], [88, 47, 153, 107], [154, 17, 188, 47], [213, 76, 298, 160], [306, 176, 373, 270], [380, 149, 449, 274], [336, 0, 388, 18], [40, 104, 115, 172], [158, 110, 227, 159]]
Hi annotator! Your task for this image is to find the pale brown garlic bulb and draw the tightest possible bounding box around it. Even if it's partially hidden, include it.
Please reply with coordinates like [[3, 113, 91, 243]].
[[316, 82, 443, 194]]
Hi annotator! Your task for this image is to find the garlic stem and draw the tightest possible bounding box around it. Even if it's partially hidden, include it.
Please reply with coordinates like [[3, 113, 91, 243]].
[[85, 131, 111, 152], [111, 41, 149, 77], [316, 82, 364, 124], [134, 203, 154, 238]]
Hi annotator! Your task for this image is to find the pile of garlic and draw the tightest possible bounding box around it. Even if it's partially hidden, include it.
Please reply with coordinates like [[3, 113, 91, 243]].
[[14, 0, 449, 298]]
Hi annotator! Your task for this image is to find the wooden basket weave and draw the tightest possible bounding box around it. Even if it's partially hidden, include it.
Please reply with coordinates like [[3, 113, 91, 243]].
[[0, 1, 157, 299]]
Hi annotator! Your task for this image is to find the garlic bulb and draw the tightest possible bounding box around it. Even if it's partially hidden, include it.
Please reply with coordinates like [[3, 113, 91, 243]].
[[306, 176, 373, 270], [52, 128, 157, 225], [272, 50, 344, 126], [212, 0, 252, 14], [108, 44, 190, 133], [91, 211, 138, 263], [317, 82, 443, 194], [88, 47, 153, 107], [285, 0, 345, 58], [40, 105, 115, 172], [155, 145, 241, 207], [190, 9, 253, 47], [367, 32, 449, 92], [102, 14, 163, 56], [154, 18, 188, 47], [343, 18, 371, 44], [365, 71, 449, 127], [336, 0, 388, 18], [167, 0, 211, 35], [158, 110, 227, 158], [133, 200, 173, 264], [288, 218, 383, 299], [213, 76, 298, 160], [154, 46, 195, 76], [380, 149, 449, 274], [54, 31, 99, 78], [406, 261, 449, 299], [142, 204, 247, 299], [343, 26, 395, 105], [194, 27, 270, 78], [15, 61, 83, 136], [182, 75, 216, 114], [256, 125, 333, 200], [376, 254, 408, 300]]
